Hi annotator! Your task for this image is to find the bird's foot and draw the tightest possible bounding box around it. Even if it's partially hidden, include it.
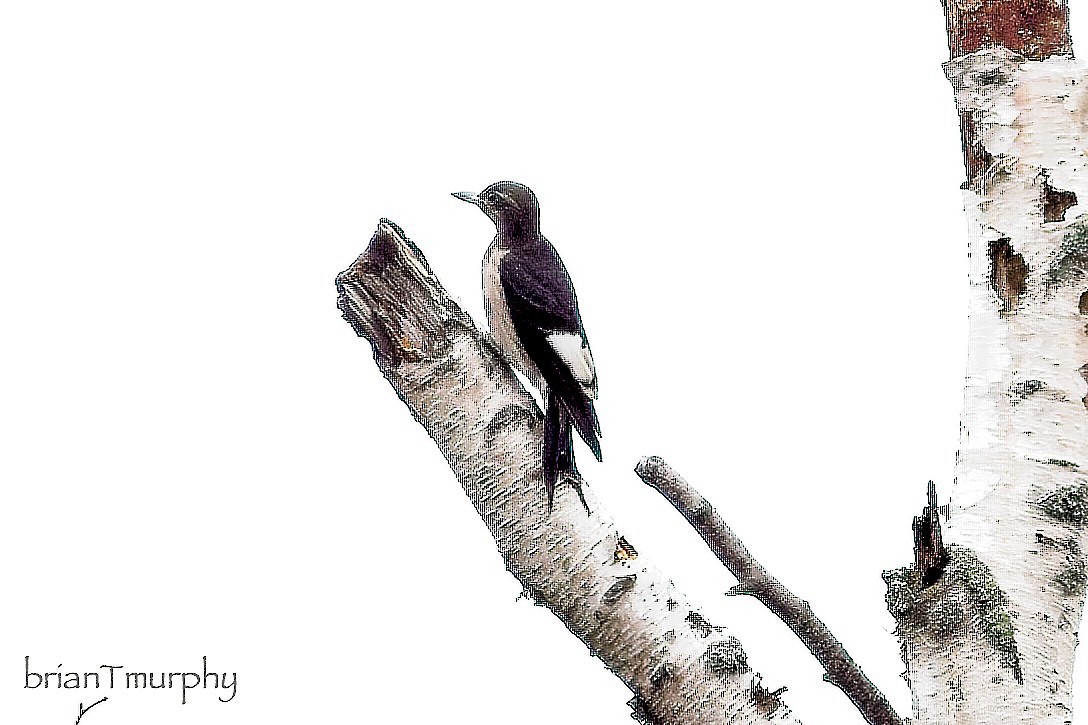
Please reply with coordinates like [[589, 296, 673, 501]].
[[560, 471, 591, 515]]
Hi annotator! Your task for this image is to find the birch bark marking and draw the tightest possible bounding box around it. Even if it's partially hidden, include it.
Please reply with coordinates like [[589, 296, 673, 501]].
[[337, 219, 802, 725], [886, 40, 1088, 723]]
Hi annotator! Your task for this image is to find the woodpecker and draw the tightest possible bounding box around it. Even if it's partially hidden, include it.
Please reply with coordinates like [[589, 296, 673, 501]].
[[453, 181, 601, 509]]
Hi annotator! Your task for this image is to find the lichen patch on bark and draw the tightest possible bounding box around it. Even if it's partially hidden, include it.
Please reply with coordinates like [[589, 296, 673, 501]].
[[1048, 215, 1088, 285], [1038, 481, 1088, 525], [1036, 535, 1088, 595], [705, 637, 749, 675], [884, 545, 1023, 683]]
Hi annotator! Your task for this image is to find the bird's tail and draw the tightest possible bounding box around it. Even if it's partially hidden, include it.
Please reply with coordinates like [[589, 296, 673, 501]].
[[543, 396, 569, 509], [544, 395, 598, 510], [567, 395, 601, 463]]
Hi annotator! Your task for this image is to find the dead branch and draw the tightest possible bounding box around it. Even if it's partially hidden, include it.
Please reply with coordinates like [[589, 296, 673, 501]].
[[912, 481, 948, 587], [634, 456, 903, 725]]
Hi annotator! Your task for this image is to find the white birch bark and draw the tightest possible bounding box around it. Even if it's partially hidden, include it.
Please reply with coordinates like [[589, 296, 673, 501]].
[[336, 220, 802, 725], [885, 47, 1088, 724]]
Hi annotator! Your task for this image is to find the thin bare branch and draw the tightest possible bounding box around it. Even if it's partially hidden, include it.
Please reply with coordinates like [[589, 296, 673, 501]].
[[635, 456, 903, 725]]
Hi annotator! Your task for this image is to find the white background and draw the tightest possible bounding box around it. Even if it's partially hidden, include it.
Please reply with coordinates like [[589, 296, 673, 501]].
[[2, 2, 1085, 723]]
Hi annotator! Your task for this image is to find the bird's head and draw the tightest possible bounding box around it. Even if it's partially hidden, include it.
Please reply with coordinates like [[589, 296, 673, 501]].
[[453, 181, 540, 238]]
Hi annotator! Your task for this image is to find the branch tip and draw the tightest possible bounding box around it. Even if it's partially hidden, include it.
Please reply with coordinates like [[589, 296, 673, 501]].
[[726, 583, 758, 597]]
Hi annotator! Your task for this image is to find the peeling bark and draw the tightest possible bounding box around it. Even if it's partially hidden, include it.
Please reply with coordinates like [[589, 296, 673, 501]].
[[1040, 171, 1077, 222], [886, 43, 1088, 724], [987, 237, 1029, 313], [337, 220, 801, 725], [941, 0, 1072, 184], [941, 0, 1071, 61]]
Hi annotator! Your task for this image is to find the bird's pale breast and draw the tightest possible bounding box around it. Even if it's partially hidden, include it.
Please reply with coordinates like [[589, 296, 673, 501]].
[[483, 243, 545, 391]]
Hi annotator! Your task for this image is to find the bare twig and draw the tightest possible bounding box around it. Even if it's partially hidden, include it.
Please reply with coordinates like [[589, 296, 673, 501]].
[[635, 456, 903, 725]]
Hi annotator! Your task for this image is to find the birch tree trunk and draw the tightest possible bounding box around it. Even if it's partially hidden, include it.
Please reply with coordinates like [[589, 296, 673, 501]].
[[884, 4, 1088, 722]]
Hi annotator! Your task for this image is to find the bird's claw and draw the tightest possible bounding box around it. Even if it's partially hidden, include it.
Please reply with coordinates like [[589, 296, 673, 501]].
[[560, 471, 591, 515]]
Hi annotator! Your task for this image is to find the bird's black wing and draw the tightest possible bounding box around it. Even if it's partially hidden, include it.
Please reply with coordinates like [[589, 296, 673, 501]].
[[499, 242, 601, 459]]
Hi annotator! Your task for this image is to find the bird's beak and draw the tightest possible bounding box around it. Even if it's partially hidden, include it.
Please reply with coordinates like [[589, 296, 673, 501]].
[[451, 191, 481, 206]]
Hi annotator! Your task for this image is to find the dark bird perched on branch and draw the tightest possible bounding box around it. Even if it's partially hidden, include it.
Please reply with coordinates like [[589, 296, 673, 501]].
[[453, 181, 601, 509]]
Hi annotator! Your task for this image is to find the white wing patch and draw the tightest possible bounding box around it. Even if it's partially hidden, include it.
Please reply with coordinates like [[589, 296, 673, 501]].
[[546, 332, 598, 399]]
